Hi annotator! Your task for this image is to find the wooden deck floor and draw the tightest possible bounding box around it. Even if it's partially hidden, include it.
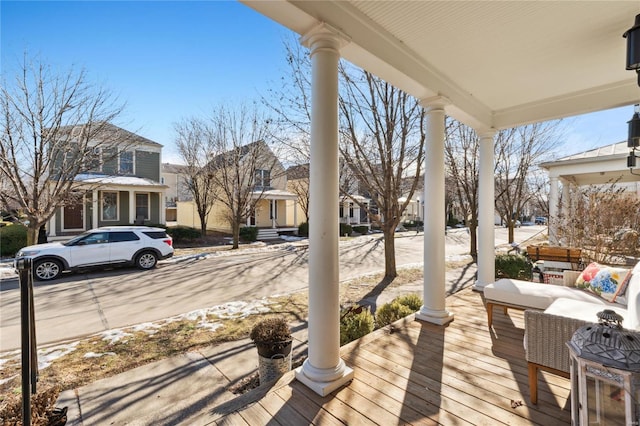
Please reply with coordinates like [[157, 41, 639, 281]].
[[212, 288, 572, 425]]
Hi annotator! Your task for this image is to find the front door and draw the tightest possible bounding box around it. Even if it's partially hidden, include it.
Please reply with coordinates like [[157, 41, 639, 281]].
[[63, 202, 84, 230]]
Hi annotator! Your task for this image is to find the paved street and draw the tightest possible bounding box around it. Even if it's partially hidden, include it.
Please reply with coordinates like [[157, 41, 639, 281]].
[[0, 226, 546, 352]]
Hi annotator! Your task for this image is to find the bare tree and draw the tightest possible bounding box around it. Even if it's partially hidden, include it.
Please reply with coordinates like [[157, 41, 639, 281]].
[[556, 180, 640, 262], [173, 117, 219, 236], [208, 104, 278, 249], [286, 163, 310, 223], [0, 56, 126, 245], [265, 38, 426, 280], [339, 69, 425, 280], [444, 119, 480, 258], [494, 122, 563, 243]]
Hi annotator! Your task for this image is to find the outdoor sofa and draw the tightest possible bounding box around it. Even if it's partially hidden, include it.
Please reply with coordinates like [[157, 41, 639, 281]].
[[483, 260, 640, 404]]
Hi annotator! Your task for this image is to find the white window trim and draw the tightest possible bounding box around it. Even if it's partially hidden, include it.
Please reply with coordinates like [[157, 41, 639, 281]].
[[119, 150, 135, 175], [101, 191, 119, 221], [136, 192, 150, 221]]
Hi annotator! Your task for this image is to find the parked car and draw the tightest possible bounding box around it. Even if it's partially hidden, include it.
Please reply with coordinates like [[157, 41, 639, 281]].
[[535, 216, 547, 225], [14, 226, 173, 281]]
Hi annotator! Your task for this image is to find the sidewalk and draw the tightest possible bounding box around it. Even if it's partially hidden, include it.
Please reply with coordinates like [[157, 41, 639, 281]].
[[56, 264, 478, 425]]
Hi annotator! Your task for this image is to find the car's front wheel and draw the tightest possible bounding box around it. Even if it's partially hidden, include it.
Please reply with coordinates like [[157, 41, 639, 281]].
[[135, 251, 158, 270], [33, 259, 63, 281]]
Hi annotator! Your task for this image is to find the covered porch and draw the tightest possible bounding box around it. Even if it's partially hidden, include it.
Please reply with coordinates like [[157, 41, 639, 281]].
[[239, 0, 639, 398], [212, 288, 571, 425]]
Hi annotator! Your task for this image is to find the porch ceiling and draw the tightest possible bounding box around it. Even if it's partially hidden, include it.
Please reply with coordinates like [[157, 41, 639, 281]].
[[242, 1, 639, 130]]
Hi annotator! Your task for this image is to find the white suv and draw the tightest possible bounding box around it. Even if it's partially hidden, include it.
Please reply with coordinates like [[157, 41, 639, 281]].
[[14, 226, 174, 281]]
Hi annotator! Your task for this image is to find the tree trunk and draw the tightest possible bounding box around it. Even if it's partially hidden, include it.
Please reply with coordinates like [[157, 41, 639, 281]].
[[232, 222, 240, 249], [199, 213, 207, 237], [27, 225, 39, 246], [382, 226, 397, 280], [508, 225, 514, 244], [469, 224, 478, 260]]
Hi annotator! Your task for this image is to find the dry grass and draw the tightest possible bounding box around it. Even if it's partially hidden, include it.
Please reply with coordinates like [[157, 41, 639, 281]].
[[0, 260, 470, 424]]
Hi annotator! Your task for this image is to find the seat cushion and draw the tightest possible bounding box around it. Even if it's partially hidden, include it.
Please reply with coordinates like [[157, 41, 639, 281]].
[[484, 278, 606, 310], [544, 297, 628, 325]]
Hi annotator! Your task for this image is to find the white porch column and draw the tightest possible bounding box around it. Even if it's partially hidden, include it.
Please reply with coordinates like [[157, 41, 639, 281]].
[[295, 23, 353, 396], [48, 213, 56, 237], [416, 96, 453, 325], [92, 190, 99, 229], [129, 191, 135, 224], [561, 178, 570, 218], [159, 191, 166, 224], [293, 200, 298, 227], [549, 176, 559, 245], [474, 129, 497, 291]]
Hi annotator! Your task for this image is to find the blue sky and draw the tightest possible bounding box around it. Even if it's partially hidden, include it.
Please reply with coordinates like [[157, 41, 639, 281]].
[[1, 1, 635, 163]]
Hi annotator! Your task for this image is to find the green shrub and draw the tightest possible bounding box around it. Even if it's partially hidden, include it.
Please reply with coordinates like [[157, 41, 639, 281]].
[[352, 225, 369, 235], [0, 224, 27, 256], [495, 253, 532, 280], [298, 222, 308, 237], [375, 301, 415, 328], [340, 305, 374, 346], [166, 226, 201, 242], [339, 223, 353, 236], [239, 226, 258, 242], [402, 220, 423, 229], [393, 294, 423, 311]]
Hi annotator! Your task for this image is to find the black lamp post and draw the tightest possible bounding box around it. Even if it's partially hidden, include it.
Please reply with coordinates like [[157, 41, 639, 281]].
[[627, 106, 640, 173], [624, 14, 640, 86], [625, 15, 640, 174]]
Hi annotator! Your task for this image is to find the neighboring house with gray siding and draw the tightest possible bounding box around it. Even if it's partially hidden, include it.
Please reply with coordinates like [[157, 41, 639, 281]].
[[47, 124, 167, 238]]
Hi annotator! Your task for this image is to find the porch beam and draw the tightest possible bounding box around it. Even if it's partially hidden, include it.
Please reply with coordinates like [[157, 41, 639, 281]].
[[416, 96, 453, 325], [295, 23, 353, 396], [474, 129, 497, 291]]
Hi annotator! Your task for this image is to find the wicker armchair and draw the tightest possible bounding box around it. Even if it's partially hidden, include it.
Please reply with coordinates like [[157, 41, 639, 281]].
[[524, 310, 590, 404]]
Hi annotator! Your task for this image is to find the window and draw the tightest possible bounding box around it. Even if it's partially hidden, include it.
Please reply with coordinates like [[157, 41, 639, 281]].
[[119, 151, 134, 174], [349, 203, 354, 218], [102, 192, 118, 221], [143, 231, 169, 239], [109, 232, 140, 242], [87, 147, 103, 172], [255, 169, 271, 189], [79, 232, 109, 245], [136, 193, 149, 220]]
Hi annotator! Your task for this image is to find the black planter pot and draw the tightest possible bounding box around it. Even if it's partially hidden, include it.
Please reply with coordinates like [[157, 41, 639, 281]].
[[255, 340, 292, 358]]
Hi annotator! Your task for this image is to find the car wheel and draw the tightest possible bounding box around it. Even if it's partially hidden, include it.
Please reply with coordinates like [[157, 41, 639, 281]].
[[34, 259, 62, 281], [135, 251, 157, 270]]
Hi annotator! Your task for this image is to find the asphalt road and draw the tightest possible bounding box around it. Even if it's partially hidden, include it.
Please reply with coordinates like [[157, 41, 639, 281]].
[[0, 226, 546, 352]]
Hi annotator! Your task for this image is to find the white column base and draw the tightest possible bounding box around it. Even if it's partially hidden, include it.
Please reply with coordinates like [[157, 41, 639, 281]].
[[415, 307, 454, 325], [295, 359, 354, 396], [472, 279, 492, 292]]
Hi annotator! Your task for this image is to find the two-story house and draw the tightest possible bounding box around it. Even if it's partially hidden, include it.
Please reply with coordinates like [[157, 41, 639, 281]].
[[286, 162, 372, 229], [161, 163, 191, 224], [176, 140, 299, 239], [47, 123, 167, 238]]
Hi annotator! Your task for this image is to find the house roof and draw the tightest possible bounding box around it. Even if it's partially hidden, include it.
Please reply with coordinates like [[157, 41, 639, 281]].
[[59, 122, 163, 148], [549, 141, 629, 163], [540, 141, 638, 186], [74, 174, 167, 188], [242, 1, 639, 131], [287, 163, 310, 180], [162, 163, 189, 174], [253, 189, 298, 200]]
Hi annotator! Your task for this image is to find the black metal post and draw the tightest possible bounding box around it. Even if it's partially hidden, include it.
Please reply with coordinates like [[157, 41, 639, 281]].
[[18, 257, 33, 425]]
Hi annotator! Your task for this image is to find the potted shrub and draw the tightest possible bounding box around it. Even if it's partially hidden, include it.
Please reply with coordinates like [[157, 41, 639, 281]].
[[250, 317, 293, 383]]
